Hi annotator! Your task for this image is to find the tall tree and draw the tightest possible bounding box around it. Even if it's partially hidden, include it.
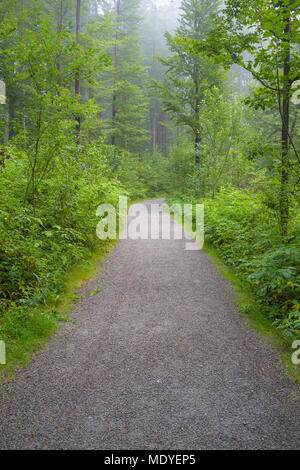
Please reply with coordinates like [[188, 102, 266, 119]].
[[111, 0, 120, 146], [141, 0, 181, 154], [109, 0, 149, 153], [75, 0, 81, 140], [186, 0, 300, 236], [152, 0, 224, 163]]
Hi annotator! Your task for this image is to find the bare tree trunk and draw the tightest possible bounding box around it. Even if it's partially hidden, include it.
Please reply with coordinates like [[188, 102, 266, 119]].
[[280, 12, 290, 238], [194, 75, 200, 164], [58, 0, 63, 31], [56, 0, 64, 90], [194, 127, 200, 160], [75, 0, 81, 142], [193, 13, 201, 165], [4, 98, 9, 145], [111, 0, 120, 146], [151, 21, 157, 153], [152, 108, 156, 152], [162, 125, 166, 155]]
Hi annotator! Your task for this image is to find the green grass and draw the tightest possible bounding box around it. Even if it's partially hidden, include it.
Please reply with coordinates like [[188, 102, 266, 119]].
[[0, 307, 58, 379], [57, 240, 115, 317], [0, 239, 116, 379]]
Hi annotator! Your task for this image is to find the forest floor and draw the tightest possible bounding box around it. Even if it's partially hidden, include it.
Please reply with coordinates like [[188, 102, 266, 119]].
[[0, 199, 299, 449]]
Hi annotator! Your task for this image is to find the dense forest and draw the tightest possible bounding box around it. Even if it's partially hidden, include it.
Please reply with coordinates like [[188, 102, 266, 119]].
[[0, 0, 299, 368]]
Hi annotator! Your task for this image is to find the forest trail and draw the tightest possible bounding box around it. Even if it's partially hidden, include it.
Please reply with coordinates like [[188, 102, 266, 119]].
[[0, 200, 298, 450]]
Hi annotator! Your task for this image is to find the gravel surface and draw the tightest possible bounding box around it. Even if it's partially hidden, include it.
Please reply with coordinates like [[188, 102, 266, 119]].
[[0, 199, 299, 449]]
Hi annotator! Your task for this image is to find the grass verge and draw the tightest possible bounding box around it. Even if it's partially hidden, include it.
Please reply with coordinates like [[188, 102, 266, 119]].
[[0, 239, 116, 379]]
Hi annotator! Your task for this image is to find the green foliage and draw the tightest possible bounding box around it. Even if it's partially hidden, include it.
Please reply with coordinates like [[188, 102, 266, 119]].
[[0, 140, 125, 368], [0, 0, 299, 374], [200, 188, 300, 337], [179, 0, 300, 237], [110, 148, 168, 200], [96, 0, 149, 153], [168, 186, 300, 337], [161, 91, 256, 200], [152, 0, 224, 151], [0, 0, 166, 373], [163, 139, 195, 197], [194, 88, 254, 197]]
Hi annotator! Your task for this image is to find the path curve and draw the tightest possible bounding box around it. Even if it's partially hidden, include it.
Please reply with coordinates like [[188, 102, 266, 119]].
[[0, 199, 299, 449]]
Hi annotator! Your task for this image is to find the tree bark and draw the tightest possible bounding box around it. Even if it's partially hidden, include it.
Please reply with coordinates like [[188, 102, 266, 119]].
[[194, 75, 200, 163], [75, 0, 81, 142], [111, 0, 120, 146], [58, 0, 63, 31], [280, 11, 290, 238], [4, 97, 9, 145]]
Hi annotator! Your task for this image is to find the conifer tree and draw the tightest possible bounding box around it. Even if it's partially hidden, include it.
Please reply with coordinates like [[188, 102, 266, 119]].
[[110, 0, 149, 153], [153, 0, 224, 162]]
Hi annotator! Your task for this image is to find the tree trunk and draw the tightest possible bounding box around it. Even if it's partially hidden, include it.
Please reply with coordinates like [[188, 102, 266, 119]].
[[4, 98, 9, 145], [58, 0, 63, 32], [151, 107, 156, 152], [280, 12, 290, 238], [194, 72, 200, 164], [75, 0, 81, 142], [193, 12, 201, 165], [194, 128, 201, 161], [111, 0, 120, 146]]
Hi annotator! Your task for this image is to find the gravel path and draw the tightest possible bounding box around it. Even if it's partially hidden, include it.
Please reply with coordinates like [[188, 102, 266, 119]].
[[0, 199, 299, 449]]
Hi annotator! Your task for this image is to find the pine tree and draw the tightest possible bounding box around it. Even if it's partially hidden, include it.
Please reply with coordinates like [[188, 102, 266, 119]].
[[141, 0, 181, 154], [110, 0, 149, 153], [153, 0, 224, 162], [187, 0, 300, 235]]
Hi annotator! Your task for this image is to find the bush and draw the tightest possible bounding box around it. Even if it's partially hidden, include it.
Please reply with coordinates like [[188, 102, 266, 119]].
[[178, 187, 300, 337], [0, 141, 126, 367]]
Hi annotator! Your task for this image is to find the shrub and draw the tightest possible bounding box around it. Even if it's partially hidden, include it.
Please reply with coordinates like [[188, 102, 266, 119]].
[[177, 187, 300, 337]]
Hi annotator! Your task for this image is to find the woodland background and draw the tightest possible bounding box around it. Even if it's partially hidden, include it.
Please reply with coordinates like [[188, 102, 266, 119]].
[[0, 0, 299, 368]]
